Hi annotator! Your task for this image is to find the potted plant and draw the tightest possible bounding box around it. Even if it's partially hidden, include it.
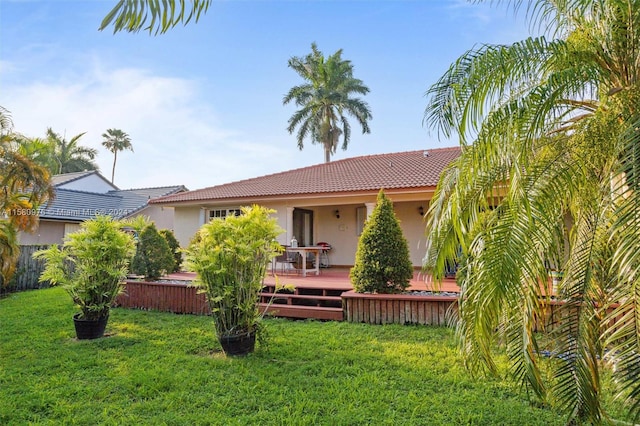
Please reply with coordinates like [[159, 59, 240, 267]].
[[34, 215, 135, 339], [185, 205, 283, 356]]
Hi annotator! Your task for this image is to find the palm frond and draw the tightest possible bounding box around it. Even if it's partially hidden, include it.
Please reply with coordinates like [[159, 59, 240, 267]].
[[100, 0, 212, 35]]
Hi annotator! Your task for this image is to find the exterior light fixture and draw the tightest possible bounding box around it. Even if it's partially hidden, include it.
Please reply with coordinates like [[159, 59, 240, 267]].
[[418, 206, 424, 216], [335, 210, 340, 219]]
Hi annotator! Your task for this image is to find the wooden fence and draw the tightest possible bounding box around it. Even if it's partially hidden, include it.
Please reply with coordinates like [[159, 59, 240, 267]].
[[2, 245, 51, 294]]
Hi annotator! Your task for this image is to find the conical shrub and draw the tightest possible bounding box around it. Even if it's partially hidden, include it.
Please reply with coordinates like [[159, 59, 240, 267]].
[[350, 189, 413, 293]]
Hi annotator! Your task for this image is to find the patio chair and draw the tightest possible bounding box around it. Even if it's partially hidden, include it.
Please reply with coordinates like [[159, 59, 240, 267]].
[[271, 246, 300, 276]]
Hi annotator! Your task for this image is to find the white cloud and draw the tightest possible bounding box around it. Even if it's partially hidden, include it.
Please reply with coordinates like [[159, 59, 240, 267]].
[[1, 59, 300, 190]]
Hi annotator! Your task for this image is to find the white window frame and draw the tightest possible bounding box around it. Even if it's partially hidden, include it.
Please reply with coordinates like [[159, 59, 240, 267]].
[[208, 208, 241, 221], [356, 206, 367, 236]]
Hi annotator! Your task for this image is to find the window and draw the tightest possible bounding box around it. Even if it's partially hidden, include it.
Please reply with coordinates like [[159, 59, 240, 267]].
[[209, 208, 241, 221], [356, 206, 367, 236], [64, 223, 81, 237]]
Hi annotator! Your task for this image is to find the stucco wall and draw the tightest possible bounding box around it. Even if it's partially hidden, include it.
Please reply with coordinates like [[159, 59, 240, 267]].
[[172, 200, 429, 268], [173, 206, 204, 247], [57, 174, 115, 193], [315, 201, 427, 267], [394, 201, 429, 267], [134, 205, 176, 231], [18, 221, 66, 245]]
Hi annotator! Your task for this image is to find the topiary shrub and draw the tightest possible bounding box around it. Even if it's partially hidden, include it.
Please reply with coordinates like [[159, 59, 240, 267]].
[[159, 229, 182, 272], [131, 223, 175, 280], [350, 189, 413, 293]]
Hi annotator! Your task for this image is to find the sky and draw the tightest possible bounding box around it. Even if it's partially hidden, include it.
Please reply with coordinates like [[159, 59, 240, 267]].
[[0, 0, 534, 191]]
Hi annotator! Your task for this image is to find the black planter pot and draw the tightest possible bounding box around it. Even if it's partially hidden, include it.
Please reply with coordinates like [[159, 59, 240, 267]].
[[218, 331, 256, 356], [73, 313, 109, 340]]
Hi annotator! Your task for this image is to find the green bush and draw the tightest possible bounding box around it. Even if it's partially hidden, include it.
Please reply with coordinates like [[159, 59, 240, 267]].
[[33, 215, 134, 320], [131, 223, 175, 280], [159, 229, 182, 272], [350, 190, 413, 293]]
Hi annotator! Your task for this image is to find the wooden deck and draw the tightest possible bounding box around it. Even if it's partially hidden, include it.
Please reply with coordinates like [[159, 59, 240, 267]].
[[155, 268, 459, 321]]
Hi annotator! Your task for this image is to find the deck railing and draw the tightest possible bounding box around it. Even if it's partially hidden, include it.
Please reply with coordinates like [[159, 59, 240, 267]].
[[115, 280, 210, 315]]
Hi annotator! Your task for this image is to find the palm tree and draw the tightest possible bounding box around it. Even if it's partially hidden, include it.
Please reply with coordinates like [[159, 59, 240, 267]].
[[100, 0, 211, 35], [423, 1, 640, 423], [101, 128, 133, 184], [14, 136, 57, 173], [46, 128, 98, 174], [0, 107, 53, 286], [283, 43, 372, 163]]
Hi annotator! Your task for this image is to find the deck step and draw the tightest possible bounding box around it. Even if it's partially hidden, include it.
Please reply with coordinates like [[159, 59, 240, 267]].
[[260, 292, 342, 307], [259, 303, 344, 321], [260, 283, 350, 321], [260, 292, 341, 300]]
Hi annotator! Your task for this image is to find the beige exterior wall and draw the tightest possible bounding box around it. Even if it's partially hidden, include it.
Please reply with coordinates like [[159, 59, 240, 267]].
[[173, 206, 204, 247], [18, 221, 66, 245], [19, 205, 178, 246], [57, 174, 115, 193], [312, 201, 428, 267], [172, 198, 430, 268], [133, 205, 176, 231]]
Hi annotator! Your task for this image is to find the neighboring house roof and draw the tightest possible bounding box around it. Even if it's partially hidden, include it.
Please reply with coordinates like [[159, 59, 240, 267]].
[[51, 170, 117, 189], [39, 185, 187, 222], [151, 147, 461, 205]]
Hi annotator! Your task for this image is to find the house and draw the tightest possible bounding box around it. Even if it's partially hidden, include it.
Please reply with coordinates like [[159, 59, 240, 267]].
[[19, 170, 187, 245], [150, 147, 461, 268]]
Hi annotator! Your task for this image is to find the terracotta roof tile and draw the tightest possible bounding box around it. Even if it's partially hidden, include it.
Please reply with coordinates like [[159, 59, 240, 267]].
[[151, 147, 460, 205]]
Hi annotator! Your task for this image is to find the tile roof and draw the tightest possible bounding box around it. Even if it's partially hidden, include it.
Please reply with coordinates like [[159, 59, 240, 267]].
[[151, 147, 461, 205], [40, 185, 187, 221]]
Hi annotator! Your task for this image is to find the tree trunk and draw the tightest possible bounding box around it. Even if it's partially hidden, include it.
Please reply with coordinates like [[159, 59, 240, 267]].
[[111, 151, 117, 184]]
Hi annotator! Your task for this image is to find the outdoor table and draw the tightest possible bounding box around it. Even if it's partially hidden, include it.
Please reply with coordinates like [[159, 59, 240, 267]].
[[286, 246, 323, 277]]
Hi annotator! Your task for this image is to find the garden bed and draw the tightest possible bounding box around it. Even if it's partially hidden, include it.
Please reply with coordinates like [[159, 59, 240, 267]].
[[342, 290, 459, 326]]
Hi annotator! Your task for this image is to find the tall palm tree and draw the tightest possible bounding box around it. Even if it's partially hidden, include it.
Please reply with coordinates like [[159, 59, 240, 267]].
[[0, 107, 53, 286], [283, 43, 372, 163], [100, 0, 211, 35], [46, 128, 98, 174], [423, 0, 640, 423], [101, 128, 133, 184]]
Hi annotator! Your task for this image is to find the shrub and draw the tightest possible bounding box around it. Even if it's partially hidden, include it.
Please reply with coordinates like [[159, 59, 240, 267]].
[[159, 229, 182, 272], [131, 223, 175, 280], [34, 215, 135, 320], [350, 189, 413, 293], [184, 205, 283, 348]]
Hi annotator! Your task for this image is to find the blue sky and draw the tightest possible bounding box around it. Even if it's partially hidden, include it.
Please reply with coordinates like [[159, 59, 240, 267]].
[[1, 0, 533, 190]]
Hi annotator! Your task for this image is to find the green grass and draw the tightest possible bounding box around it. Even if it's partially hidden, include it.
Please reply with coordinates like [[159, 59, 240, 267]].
[[0, 288, 569, 425]]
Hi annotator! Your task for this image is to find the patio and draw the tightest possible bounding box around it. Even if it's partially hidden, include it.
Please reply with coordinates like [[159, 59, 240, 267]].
[[165, 267, 460, 294]]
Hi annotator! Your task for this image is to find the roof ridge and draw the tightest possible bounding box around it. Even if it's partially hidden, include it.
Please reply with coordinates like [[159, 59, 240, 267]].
[[113, 185, 185, 192]]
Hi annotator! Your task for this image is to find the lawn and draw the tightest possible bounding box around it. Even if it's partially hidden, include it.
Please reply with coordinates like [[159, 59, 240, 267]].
[[0, 287, 569, 425]]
